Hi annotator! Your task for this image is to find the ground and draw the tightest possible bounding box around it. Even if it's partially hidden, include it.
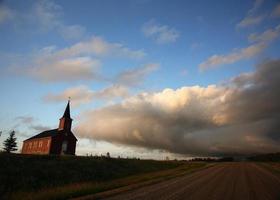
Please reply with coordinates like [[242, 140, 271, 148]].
[[1, 153, 280, 200]]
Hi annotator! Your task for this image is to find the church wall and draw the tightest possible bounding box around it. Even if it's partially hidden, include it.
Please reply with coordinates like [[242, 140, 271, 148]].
[[21, 137, 51, 154]]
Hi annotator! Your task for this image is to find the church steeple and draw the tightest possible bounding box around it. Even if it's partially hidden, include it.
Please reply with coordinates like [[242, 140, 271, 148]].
[[63, 100, 71, 118], [58, 100, 72, 131]]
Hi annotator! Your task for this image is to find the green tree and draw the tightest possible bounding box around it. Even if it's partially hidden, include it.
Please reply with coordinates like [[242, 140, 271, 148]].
[[3, 131, 18, 153]]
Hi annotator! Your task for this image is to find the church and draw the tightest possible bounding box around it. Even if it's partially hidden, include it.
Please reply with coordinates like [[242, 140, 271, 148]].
[[21, 101, 78, 155]]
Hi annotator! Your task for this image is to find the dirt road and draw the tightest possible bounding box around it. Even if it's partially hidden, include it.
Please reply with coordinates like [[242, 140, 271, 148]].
[[105, 163, 280, 200]]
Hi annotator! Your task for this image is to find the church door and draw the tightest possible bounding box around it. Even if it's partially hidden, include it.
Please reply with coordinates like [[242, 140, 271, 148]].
[[61, 141, 68, 154]]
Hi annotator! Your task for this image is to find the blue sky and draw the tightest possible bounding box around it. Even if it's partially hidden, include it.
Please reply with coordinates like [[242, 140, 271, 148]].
[[0, 0, 280, 158]]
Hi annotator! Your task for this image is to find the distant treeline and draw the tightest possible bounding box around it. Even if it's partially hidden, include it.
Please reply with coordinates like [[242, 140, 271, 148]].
[[189, 157, 234, 162], [247, 152, 280, 162]]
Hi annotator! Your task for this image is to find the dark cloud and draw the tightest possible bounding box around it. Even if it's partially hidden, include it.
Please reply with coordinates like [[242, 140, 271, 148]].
[[76, 59, 280, 156], [30, 125, 51, 132], [227, 59, 280, 123]]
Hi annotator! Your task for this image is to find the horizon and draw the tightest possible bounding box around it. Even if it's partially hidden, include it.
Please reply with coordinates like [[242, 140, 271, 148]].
[[1, 0, 280, 160]]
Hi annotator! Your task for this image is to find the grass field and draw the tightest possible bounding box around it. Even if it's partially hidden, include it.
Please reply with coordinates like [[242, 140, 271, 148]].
[[0, 153, 206, 200]]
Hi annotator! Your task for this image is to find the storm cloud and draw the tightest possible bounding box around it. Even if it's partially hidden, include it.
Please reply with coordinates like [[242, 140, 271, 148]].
[[76, 59, 280, 156]]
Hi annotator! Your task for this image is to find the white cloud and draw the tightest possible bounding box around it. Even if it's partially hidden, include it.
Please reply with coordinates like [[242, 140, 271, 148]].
[[3, 1, 147, 83], [116, 63, 159, 86], [56, 36, 146, 59], [142, 20, 180, 44], [44, 85, 93, 106], [237, 15, 265, 28], [0, 5, 14, 24], [58, 25, 86, 40], [44, 85, 129, 106], [200, 25, 280, 71], [248, 25, 280, 43], [32, 0, 86, 39], [32, 0, 62, 30], [76, 85, 229, 155], [0, 0, 85, 39], [248, 0, 264, 15], [15, 116, 35, 124], [199, 43, 266, 71], [237, 0, 265, 28], [76, 60, 280, 156], [26, 56, 101, 82], [95, 85, 129, 99], [18, 36, 146, 82], [271, 4, 280, 18]]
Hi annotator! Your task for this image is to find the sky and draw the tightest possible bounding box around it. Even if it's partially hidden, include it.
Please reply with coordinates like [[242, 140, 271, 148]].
[[0, 0, 280, 159]]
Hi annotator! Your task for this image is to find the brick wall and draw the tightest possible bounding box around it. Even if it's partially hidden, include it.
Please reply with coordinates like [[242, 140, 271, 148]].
[[21, 137, 51, 154]]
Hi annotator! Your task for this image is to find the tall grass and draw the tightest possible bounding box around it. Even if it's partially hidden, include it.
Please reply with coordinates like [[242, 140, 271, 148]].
[[0, 153, 182, 199], [8, 162, 206, 200]]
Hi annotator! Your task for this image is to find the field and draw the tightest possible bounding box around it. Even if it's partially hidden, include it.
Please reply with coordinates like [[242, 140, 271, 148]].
[[0, 153, 206, 200]]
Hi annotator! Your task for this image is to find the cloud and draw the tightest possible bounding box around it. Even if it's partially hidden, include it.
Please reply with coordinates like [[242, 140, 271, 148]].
[[95, 85, 129, 99], [199, 43, 266, 71], [200, 25, 280, 71], [237, 0, 265, 28], [55, 36, 146, 59], [248, 0, 264, 15], [0, 5, 14, 24], [14, 115, 51, 132], [142, 20, 180, 44], [17, 36, 146, 82], [42, 63, 159, 105], [0, 0, 85, 40], [237, 15, 265, 28], [76, 59, 280, 156], [3, 1, 146, 83], [30, 125, 52, 132], [32, 0, 62, 30], [30, 0, 87, 39], [44, 85, 129, 106], [271, 4, 280, 18], [26, 56, 101, 82], [248, 25, 280, 43], [15, 116, 35, 124], [58, 25, 86, 40], [116, 63, 159, 86]]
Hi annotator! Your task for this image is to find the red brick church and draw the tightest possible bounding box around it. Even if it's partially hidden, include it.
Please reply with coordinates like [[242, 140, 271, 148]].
[[21, 101, 77, 155]]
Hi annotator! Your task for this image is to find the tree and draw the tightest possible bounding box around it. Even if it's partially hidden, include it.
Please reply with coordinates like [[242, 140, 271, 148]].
[[3, 131, 18, 153]]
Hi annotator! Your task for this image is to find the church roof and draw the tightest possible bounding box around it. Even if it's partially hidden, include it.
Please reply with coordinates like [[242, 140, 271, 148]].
[[62, 100, 71, 118], [24, 128, 77, 141]]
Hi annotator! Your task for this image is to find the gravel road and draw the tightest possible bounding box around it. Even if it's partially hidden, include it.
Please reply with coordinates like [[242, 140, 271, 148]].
[[105, 163, 280, 200]]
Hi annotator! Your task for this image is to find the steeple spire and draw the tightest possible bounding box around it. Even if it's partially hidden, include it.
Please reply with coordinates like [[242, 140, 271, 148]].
[[62, 99, 71, 118], [58, 100, 73, 131]]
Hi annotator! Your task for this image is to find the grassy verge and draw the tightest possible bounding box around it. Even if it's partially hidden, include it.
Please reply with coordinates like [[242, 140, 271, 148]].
[[9, 162, 208, 200], [1, 153, 186, 199]]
